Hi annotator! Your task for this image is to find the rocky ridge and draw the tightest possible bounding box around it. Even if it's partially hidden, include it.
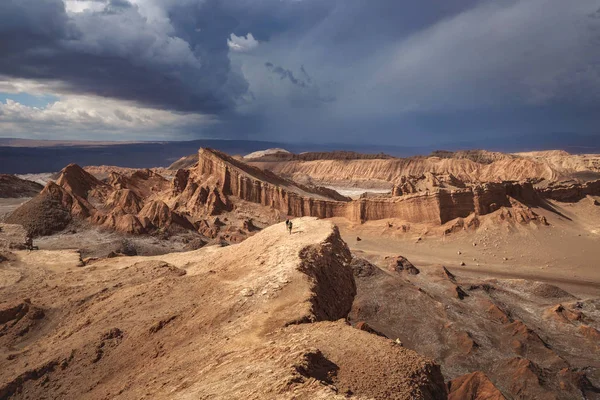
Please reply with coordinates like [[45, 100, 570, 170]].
[[7, 149, 564, 237], [0, 175, 43, 199], [176, 149, 551, 226], [249, 149, 600, 186]]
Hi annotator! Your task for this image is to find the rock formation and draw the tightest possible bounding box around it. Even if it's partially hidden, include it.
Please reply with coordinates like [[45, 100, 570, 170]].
[[447, 371, 505, 400], [178, 149, 551, 226], [8, 148, 558, 238], [6, 164, 192, 237], [248, 149, 600, 186], [537, 179, 600, 202], [5, 182, 74, 236]]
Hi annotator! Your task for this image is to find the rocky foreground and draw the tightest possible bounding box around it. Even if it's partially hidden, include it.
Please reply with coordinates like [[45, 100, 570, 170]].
[[0, 218, 447, 399], [1, 217, 599, 399]]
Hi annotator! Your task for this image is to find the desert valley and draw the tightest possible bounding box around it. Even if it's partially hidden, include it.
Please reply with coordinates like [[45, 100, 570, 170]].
[[4, 0, 600, 398], [0, 147, 599, 399]]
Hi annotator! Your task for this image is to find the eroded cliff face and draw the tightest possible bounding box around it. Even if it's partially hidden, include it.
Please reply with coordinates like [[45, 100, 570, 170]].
[[249, 157, 560, 187], [183, 149, 548, 225], [249, 150, 600, 189], [180, 148, 348, 218], [537, 180, 600, 202]]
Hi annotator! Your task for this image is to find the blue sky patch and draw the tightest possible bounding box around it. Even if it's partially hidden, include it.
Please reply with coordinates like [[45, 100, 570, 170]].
[[0, 92, 59, 108]]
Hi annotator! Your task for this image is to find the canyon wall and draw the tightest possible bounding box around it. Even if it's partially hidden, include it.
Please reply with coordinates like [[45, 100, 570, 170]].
[[193, 149, 547, 225], [537, 180, 600, 202]]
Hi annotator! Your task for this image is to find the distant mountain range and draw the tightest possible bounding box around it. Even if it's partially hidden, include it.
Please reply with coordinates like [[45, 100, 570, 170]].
[[1, 133, 599, 174]]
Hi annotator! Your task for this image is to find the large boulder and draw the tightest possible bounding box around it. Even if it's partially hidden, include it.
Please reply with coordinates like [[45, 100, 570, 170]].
[[389, 255, 420, 275]]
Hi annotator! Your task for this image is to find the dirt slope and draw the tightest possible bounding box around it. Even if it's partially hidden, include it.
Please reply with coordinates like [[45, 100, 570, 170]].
[[0, 176, 43, 199], [348, 257, 600, 399], [0, 218, 446, 399]]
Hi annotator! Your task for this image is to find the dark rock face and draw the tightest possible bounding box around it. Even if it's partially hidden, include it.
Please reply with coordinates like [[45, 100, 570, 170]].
[[172, 169, 190, 194], [0, 175, 43, 198], [297, 227, 355, 322], [5, 183, 73, 236], [354, 321, 388, 338], [349, 257, 379, 278], [389, 256, 420, 275]]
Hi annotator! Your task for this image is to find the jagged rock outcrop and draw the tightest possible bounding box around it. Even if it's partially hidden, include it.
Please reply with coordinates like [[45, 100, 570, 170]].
[[389, 256, 420, 275], [188, 148, 349, 218], [102, 212, 146, 234], [392, 173, 466, 196], [56, 163, 108, 200], [105, 189, 143, 214], [7, 171, 95, 236], [109, 168, 169, 199], [5, 182, 75, 236], [138, 200, 193, 232], [171, 169, 190, 195], [7, 165, 188, 236], [447, 371, 505, 400], [6, 148, 563, 238]]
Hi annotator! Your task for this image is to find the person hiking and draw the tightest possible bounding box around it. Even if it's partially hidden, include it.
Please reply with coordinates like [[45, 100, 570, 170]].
[[25, 235, 33, 251], [288, 220, 293, 235], [285, 219, 290, 231]]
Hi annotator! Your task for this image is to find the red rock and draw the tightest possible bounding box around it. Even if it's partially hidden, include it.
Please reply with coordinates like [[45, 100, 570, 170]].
[[486, 304, 511, 324], [448, 371, 505, 400]]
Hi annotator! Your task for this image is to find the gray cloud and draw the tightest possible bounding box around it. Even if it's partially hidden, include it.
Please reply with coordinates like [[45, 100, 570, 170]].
[[1, 0, 600, 145], [0, 0, 246, 114], [265, 62, 308, 88]]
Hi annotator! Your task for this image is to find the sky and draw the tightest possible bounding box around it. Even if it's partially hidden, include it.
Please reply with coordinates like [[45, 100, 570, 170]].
[[1, 0, 599, 146]]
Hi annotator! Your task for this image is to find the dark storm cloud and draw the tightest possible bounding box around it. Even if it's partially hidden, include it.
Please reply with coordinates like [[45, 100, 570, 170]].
[[0, 0, 247, 113], [2, 0, 600, 145], [0, 0, 481, 116]]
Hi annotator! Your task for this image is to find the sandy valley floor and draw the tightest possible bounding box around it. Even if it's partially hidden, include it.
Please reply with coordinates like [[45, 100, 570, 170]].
[[333, 198, 600, 298]]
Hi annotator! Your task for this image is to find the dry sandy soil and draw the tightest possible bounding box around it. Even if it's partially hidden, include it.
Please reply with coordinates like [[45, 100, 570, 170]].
[[333, 196, 600, 298], [0, 199, 30, 222], [0, 218, 447, 400]]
